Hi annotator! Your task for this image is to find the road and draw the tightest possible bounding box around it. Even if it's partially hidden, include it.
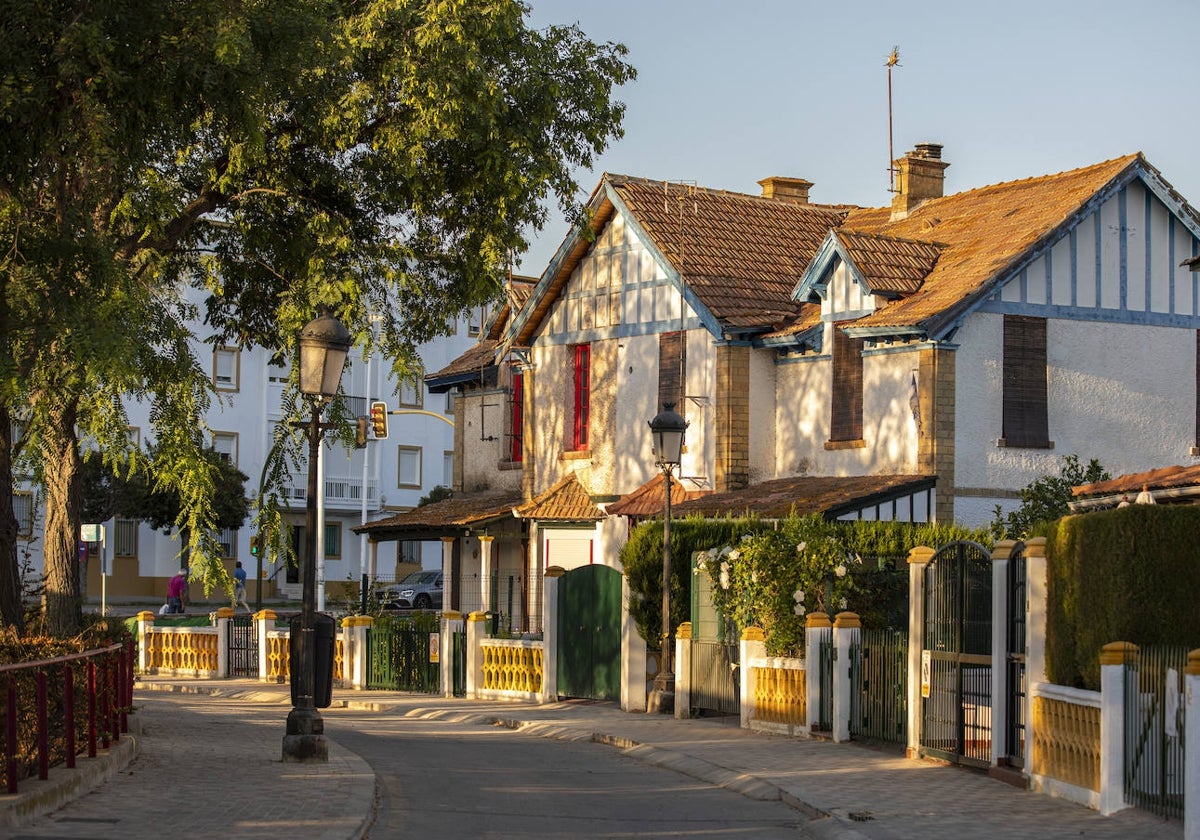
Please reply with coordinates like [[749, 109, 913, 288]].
[[328, 709, 815, 839]]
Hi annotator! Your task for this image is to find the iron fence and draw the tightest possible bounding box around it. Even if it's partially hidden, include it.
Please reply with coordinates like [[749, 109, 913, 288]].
[[1124, 644, 1187, 820], [817, 626, 833, 732], [849, 629, 908, 744], [228, 615, 257, 677], [689, 641, 740, 717], [366, 617, 440, 693]]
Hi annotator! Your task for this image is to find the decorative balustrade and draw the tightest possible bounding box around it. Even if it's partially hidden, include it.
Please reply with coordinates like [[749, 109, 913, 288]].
[[143, 627, 220, 676], [749, 658, 807, 725], [1031, 683, 1102, 794], [480, 639, 543, 694]]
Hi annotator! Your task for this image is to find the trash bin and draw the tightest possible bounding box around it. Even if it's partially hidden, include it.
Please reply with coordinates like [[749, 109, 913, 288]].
[[289, 612, 336, 709]]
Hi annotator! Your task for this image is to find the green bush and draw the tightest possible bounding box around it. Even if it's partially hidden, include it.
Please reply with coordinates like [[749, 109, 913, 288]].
[[1047, 505, 1200, 690]]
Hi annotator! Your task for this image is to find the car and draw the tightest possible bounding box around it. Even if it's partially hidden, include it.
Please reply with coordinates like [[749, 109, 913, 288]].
[[376, 570, 443, 610]]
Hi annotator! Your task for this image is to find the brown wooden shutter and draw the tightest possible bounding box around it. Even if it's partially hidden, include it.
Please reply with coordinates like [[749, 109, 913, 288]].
[[1002, 315, 1049, 447], [658, 331, 686, 414], [830, 325, 864, 441]]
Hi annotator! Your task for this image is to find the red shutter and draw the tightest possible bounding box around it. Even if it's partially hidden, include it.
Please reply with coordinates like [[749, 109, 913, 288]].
[[510, 372, 524, 462], [573, 344, 590, 450]]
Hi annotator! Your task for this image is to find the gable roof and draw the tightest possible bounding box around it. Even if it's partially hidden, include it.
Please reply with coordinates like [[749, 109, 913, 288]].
[[832, 230, 943, 297], [426, 276, 536, 393], [604, 473, 710, 517], [352, 487, 524, 540], [513, 473, 606, 522], [670, 474, 936, 520]]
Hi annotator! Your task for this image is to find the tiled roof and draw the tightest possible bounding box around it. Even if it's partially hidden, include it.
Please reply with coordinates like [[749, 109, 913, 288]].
[[426, 338, 497, 384], [604, 473, 710, 517], [352, 487, 523, 538], [428, 277, 537, 386], [670, 474, 936, 519], [514, 473, 606, 522], [841, 154, 1142, 336], [835, 230, 942, 296], [1072, 464, 1200, 499], [609, 175, 850, 330]]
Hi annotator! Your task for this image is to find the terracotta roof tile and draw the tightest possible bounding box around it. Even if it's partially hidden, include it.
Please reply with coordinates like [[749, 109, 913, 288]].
[[670, 474, 936, 519], [514, 473, 606, 521], [426, 338, 497, 383], [604, 473, 709, 517], [352, 487, 524, 537], [836, 230, 942, 296], [1072, 464, 1200, 498]]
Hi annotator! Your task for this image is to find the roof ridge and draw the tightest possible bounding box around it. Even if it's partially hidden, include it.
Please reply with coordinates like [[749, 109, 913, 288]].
[[603, 172, 855, 213]]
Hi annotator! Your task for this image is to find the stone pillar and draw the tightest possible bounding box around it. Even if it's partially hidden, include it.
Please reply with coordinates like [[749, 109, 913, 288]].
[[215, 607, 234, 678], [907, 546, 934, 757], [136, 611, 155, 674], [1024, 536, 1048, 777], [479, 535, 495, 613], [256, 609, 276, 683], [621, 569, 647, 713], [542, 567, 564, 703], [740, 626, 766, 730], [342, 616, 370, 689], [1099, 641, 1136, 815], [990, 540, 1016, 766], [832, 612, 860, 743], [805, 612, 831, 731], [466, 610, 489, 699], [1186, 649, 1200, 840], [441, 612, 464, 698], [441, 537, 456, 613], [674, 622, 692, 721]]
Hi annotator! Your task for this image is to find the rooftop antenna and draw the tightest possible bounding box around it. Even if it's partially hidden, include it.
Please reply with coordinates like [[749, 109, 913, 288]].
[[886, 46, 901, 193]]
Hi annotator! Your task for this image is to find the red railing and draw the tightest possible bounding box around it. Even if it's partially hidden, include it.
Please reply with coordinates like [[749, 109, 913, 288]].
[[0, 639, 135, 793]]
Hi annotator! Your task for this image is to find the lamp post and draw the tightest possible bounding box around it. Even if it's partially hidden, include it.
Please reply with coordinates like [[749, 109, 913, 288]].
[[282, 311, 351, 763], [646, 403, 687, 714]]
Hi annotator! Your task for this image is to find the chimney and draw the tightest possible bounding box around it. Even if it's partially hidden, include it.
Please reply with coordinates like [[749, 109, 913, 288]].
[[891, 143, 949, 220], [758, 176, 813, 205]]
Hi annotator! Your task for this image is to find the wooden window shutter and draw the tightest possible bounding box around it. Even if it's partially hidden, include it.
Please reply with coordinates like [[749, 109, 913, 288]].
[[658, 331, 686, 414], [830, 325, 864, 441], [1002, 315, 1049, 447], [509, 372, 524, 462], [573, 344, 590, 450]]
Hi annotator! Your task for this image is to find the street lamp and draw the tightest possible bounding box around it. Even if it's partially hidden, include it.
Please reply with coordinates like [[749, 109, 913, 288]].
[[283, 311, 351, 762], [647, 402, 687, 714]]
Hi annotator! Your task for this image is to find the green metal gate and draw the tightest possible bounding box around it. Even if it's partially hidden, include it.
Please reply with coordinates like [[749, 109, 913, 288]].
[[1005, 542, 1027, 769], [366, 618, 440, 693], [228, 615, 257, 677], [1124, 645, 1187, 820], [920, 540, 993, 767], [556, 564, 622, 701], [850, 628, 908, 744]]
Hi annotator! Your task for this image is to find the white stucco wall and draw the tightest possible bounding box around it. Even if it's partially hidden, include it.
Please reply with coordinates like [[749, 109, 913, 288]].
[[748, 348, 777, 484]]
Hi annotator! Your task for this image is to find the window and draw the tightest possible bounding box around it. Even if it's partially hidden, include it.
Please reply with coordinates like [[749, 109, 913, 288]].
[[829, 325, 864, 442], [399, 370, 423, 408], [212, 431, 238, 465], [13, 492, 34, 539], [115, 518, 138, 557], [445, 389, 457, 415], [468, 306, 485, 337], [658, 331, 686, 413], [398, 446, 422, 488], [443, 450, 454, 485], [1001, 315, 1050, 448], [214, 347, 240, 391], [398, 540, 420, 565], [324, 522, 341, 559], [216, 527, 237, 559], [572, 344, 590, 450], [509, 372, 524, 462]]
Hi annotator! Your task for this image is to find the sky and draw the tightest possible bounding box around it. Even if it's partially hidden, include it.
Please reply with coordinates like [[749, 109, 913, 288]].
[[516, 0, 1200, 275]]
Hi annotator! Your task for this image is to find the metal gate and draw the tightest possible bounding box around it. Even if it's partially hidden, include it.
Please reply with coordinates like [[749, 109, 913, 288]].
[[850, 628, 908, 744], [556, 564, 621, 701], [451, 629, 466, 697], [690, 641, 739, 716], [920, 540, 993, 767], [817, 626, 833, 732], [1124, 645, 1187, 820], [1005, 542, 1027, 768], [366, 619, 440, 693], [228, 615, 257, 677]]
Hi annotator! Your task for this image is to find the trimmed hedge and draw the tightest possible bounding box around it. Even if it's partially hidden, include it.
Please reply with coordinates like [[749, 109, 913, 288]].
[[1047, 505, 1200, 690]]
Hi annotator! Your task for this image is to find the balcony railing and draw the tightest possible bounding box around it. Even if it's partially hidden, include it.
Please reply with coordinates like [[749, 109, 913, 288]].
[[284, 474, 379, 510]]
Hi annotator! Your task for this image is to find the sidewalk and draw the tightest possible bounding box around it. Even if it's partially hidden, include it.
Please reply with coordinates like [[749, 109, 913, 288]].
[[5, 676, 1184, 839]]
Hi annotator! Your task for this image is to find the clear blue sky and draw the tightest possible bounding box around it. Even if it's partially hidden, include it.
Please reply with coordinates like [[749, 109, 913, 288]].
[[518, 0, 1200, 274]]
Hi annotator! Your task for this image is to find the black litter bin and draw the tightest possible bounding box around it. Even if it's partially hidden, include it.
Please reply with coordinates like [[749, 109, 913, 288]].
[[289, 612, 336, 709]]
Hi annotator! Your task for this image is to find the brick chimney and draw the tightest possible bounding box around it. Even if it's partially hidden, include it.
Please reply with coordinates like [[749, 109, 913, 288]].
[[891, 143, 949, 220], [758, 176, 813, 205]]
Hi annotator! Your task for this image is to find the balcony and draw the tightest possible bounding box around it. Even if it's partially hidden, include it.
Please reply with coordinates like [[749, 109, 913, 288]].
[[283, 474, 380, 512]]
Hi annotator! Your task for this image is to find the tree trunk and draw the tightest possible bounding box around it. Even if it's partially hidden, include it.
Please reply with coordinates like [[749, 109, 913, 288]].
[[0, 404, 24, 631], [41, 397, 83, 637]]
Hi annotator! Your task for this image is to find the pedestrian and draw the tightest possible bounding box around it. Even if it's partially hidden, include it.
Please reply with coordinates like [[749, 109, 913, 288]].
[[167, 568, 189, 614], [233, 561, 251, 613]]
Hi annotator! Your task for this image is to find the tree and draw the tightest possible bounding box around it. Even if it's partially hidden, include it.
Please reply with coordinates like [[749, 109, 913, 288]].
[[990, 454, 1110, 540], [1, 0, 634, 634]]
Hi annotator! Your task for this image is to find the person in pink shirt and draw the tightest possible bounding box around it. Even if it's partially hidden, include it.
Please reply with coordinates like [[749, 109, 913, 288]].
[[167, 569, 189, 614]]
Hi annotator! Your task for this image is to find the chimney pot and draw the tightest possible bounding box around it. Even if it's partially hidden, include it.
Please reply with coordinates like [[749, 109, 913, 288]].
[[758, 176, 813, 205], [890, 144, 949, 221], [914, 142, 943, 160]]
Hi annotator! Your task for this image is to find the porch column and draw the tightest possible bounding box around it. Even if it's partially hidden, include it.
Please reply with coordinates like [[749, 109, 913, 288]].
[[740, 626, 766, 730], [832, 612, 860, 743], [542, 567, 564, 702], [1186, 649, 1200, 840], [441, 612, 464, 698], [990, 540, 1016, 767], [215, 607, 234, 678], [479, 535, 494, 613], [673, 622, 692, 721], [906, 546, 935, 758], [805, 612, 831, 731], [1099, 641, 1135, 815], [466, 610, 488, 699], [255, 609, 276, 683], [621, 569, 647, 713], [441, 537, 456, 613], [136, 611, 155, 674]]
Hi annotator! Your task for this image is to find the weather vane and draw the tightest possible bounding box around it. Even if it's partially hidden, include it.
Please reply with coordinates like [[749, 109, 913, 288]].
[[887, 46, 901, 193]]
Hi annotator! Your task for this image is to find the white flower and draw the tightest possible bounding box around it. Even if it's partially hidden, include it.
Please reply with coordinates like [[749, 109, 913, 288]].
[[793, 588, 805, 603], [853, 553, 863, 565], [720, 545, 733, 557], [796, 541, 807, 554], [839, 598, 848, 610], [719, 570, 730, 590], [729, 549, 741, 560], [741, 534, 753, 542], [834, 564, 847, 578], [794, 603, 806, 616], [708, 547, 719, 559]]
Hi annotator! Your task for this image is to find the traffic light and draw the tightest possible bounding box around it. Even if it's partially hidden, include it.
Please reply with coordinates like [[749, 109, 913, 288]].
[[354, 416, 368, 448], [370, 401, 389, 440], [250, 535, 260, 557]]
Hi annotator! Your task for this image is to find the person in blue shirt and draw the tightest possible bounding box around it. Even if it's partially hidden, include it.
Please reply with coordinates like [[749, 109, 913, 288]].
[[233, 561, 250, 613]]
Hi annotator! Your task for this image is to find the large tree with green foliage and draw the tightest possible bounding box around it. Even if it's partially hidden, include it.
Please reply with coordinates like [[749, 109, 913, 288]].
[[0, 0, 634, 635]]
